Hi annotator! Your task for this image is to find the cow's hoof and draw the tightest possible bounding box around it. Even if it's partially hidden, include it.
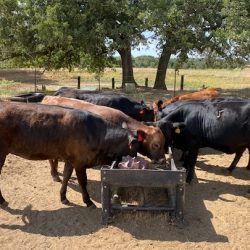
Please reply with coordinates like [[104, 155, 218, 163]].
[[0, 201, 9, 208], [87, 203, 96, 209], [61, 199, 70, 205], [52, 176, 62, 182]]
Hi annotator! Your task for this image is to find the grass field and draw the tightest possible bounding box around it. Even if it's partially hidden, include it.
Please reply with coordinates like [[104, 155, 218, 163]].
[[0, 67, 250, 98]]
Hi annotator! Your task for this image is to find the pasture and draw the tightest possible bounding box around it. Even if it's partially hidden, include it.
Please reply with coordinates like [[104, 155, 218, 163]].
[[0, 68, 249, 249]]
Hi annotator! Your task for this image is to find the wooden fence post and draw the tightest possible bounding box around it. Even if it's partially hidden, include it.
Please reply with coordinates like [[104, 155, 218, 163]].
[[112, 78, 115, 89], [180, 75, 184, 91], [145, 77, 148, 88], [77, 76, 81, 89]]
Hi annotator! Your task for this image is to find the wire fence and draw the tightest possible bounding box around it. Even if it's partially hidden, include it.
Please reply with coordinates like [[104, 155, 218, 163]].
[[0, 67, 249, 99]]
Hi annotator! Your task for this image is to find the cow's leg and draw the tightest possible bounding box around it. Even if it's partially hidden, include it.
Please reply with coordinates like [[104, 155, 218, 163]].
[[246, 147, 250, 170], [180, 151, 187, 162], [184, 147, 199, 184], [228, 148, 245, 172], [60, 162, 74, 204], [0, 153, 7, 206], [49, 159, 61, 182], [75, 167, 95, 208]]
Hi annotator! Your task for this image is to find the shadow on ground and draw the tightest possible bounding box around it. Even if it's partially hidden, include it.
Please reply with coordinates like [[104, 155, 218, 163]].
[[0, 69, 57, 86], [2, 166, 248, 242]]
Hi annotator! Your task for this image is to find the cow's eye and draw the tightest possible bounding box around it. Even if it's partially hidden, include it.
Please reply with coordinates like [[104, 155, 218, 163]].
[[152, 143, 160, 150]]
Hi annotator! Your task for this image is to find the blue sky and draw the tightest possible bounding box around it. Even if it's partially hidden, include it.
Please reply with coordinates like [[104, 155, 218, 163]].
[[114, 31, 160, 57], [132, 43, 158, 57], [132, 31, 159, 57]]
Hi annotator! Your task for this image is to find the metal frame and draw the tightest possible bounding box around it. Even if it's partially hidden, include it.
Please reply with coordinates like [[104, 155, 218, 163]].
[[101, 148, 186, 225]]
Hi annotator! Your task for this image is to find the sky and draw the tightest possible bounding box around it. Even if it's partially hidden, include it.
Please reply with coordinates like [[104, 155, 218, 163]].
[[131, 40, 159, 57], [114, 31, 160, 57], [132, 31, 159, 57]]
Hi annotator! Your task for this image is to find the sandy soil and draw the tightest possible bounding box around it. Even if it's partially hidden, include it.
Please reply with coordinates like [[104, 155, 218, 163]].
[[0, 73, 249, 249], [0, 148, 249, 250]]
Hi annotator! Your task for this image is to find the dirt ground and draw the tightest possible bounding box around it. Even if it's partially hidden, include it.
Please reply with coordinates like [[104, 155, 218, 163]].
[[0, 70, 249, 249], [0, 148, 249, 249]]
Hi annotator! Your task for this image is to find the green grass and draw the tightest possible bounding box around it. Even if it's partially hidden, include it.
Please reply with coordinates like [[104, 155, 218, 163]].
[[0, 68, 249, 98]]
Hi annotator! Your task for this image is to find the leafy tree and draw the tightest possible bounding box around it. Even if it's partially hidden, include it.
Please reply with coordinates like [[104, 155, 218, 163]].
[[88, 0, 146, 86], [0, 0, 146, 86], [144, 0, 250, 89], [0, 0, 112, 72]]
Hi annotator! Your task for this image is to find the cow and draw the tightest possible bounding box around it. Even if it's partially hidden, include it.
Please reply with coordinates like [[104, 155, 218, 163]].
[[0, 102, 140, 208], [54, 87, 154, 122], [41, 96, 167, 181], [153, 88, 220, 120], [151, 98, 250, 183], [153, 97, 250, 170]]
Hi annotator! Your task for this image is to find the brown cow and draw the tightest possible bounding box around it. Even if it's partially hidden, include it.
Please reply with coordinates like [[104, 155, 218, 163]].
[[153, 88, 220, 120], [0, 102, 139, 207], [42, 96, 166, 181]]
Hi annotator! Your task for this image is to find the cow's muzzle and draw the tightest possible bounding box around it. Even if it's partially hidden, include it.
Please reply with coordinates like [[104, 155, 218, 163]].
[[151, 157, 166, 165]]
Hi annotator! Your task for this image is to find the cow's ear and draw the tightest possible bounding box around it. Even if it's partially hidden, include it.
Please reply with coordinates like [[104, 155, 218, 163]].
[[137, 130, 146, 142], [141, 100, 145, 105], [172, 122, 185, 134]]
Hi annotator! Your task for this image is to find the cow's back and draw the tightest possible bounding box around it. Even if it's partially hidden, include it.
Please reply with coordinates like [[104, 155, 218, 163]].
[[54, 87, 154, 122], [0, 102, 106, 161], [164, 99, 250, 152]]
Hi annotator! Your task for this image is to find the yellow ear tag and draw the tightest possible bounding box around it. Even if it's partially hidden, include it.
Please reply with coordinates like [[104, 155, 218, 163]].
[[175, 127, 181, 134]]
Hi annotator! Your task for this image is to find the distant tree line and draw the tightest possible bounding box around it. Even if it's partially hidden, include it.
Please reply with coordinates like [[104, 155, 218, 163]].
[[114, 56, 249, 69], [0, 0, 249, 89]]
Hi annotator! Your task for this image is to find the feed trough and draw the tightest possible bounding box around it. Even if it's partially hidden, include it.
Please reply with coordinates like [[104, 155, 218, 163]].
[[9, 92, 45, 103], [101, 147, 186, 224]]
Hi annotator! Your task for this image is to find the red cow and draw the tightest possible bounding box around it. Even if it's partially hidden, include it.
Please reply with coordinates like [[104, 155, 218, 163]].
[[0, 102, 139, 207], [153, 88, 220, 120], [42, 96, 167, 181]]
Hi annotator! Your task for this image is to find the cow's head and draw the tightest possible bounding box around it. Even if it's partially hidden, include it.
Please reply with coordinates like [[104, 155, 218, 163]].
[[121, 122, 140, 157], [158, 121, 185, 151], [136, 100, 154, 122], [135, 126, 166, 164], [145, 121, 185, 152]]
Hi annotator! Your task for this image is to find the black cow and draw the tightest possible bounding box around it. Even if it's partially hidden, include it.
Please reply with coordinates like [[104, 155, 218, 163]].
[[154, 99, 250, 182], [0, 102, 139, 207], [54, 87, 154, 122], [155, 98, 250, 168]]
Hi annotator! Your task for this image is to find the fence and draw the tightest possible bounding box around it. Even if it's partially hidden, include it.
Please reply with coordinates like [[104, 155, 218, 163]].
[[0, 67, 249, 99]]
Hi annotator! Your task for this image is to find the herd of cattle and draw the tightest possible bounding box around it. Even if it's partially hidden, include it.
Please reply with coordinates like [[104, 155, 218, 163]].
[[0, 87, 249, 208]]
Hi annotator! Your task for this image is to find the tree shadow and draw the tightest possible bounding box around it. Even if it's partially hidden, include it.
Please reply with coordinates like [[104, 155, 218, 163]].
[[108, 173, 229, 243], [66, 178, 101, 204], [2, 159, 249, 242], [0, 69, 58, 86], [196, 160, 250, 181]]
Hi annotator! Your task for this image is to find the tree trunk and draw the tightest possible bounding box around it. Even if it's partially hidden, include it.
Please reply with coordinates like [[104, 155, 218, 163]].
[[154, 46, 172, 89], [118, 48, 137, 88]]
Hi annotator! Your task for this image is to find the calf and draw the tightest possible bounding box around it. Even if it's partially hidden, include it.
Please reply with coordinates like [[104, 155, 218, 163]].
[[54, 87, 154, 122], [154, 99, 250, 182], [153, 88, 220, 120], [0, 102, 139, 207], [42, 96, 166, 181]]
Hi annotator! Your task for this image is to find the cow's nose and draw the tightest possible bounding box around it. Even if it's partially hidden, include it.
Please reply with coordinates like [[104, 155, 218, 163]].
[[152, 158, 166, 165], [158, 158, 166, 164]]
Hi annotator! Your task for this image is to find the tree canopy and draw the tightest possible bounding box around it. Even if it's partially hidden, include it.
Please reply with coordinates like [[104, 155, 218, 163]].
[[0, 0, 249, 88]]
